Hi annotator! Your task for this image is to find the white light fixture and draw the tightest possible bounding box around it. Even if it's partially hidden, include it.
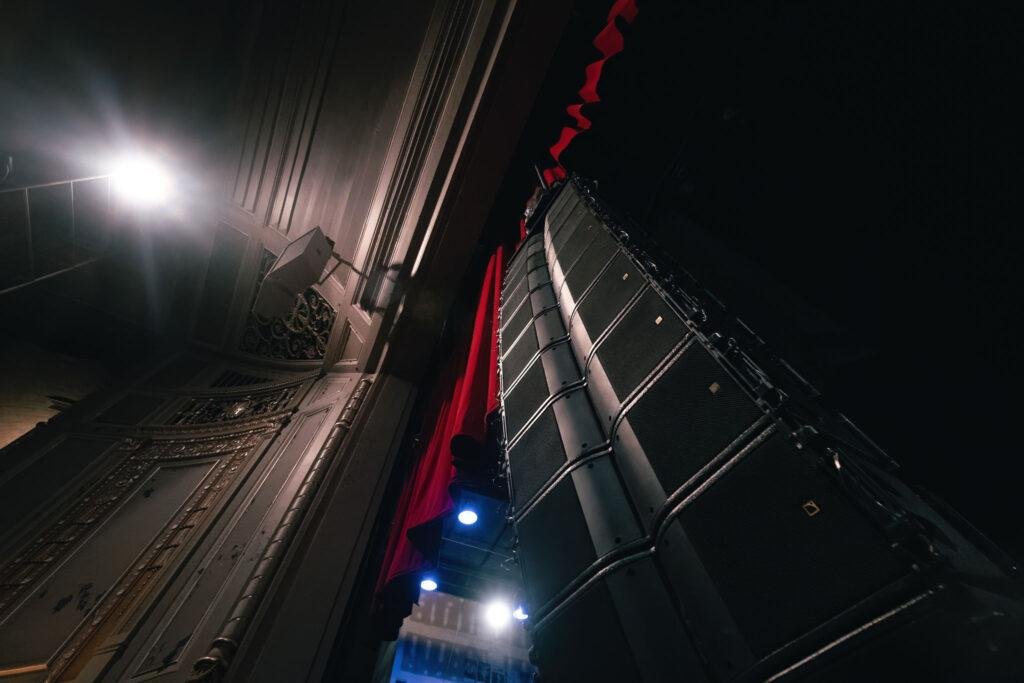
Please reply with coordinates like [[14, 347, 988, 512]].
[[484, 600, 511, 630], [457, 509, 478, 526], [111, 153, 173, 207], [512, 606, 529, 621], [420, 577, 438, 592]]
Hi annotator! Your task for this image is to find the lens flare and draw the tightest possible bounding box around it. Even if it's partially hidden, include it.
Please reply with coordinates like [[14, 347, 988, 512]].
[[111, 153, 173, 207], [484, 600, 511, 629]]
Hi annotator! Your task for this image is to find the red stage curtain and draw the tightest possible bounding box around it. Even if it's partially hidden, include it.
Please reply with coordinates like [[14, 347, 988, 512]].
[[374, 0, 641, 638], [373, 244, 506, 637], [541, 0, 639, 181]]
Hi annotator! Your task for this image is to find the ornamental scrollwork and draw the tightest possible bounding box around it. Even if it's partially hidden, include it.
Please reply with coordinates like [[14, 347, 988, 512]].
[[168, 386, 298, 425], [0, 422, 282, 681], [239, 249, 336, 361]]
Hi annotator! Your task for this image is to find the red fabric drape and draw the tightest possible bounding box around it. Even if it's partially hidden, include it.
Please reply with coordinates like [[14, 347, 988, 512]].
[[451, 244, 505, 452], [549, 126, 581, 166], [373, 244, 507, 636], [374, 0, 641, 636], [542, 166, 567, 187], [541, 0, 639, 181]]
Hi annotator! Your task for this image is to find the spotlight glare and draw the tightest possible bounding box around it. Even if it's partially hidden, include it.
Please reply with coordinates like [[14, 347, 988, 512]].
[[419, 578, 438, 592], [457, 509, 478, 526], [484, 600, 511, 630], [111, 153, 173, 207], [512, 606, 528, 621]]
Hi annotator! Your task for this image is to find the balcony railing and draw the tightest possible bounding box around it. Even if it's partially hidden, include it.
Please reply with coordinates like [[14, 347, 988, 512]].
[[0, 175, 114, 296]]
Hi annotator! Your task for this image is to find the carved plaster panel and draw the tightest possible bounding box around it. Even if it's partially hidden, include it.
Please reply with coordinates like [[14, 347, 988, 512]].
[[0, 421, 283, 681]]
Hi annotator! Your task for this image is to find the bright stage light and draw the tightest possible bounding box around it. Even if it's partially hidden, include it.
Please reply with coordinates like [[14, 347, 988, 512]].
[[512, 606, 528, 621], [420, 577, 438, 592], [457, 509, 478, 526], [484, 600, 511, 630], [111, 153, 173, 207]]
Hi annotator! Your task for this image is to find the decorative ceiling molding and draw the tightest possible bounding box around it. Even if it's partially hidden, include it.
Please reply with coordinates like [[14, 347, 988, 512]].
[[0, 420, 284, 680], [228, 0, 342, 236], [168, 386, 299, 426], [351, 0, 481, 315]]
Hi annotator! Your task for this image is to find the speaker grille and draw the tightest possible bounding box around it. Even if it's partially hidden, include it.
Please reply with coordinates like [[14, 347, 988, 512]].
[[547, 192, 580, 234], [508, 405, 566, 509], [501, 295, 534, 336], [562, 229, 618, 298], [532, 577, 640, 681], [679, 431, 909, 657], [503, 359, 549, 440], [548, 195, 585, 239], [502, 272, 529, 315], [501, 324, 539, 387], [573, 251, 643, 342], [544, 185, 573, 220], [555, 218, 602, 268], [549, 202, 590, 251], [503, 263, 527, 294], [593, 288, 687, 402], [557, 211, 598, 260], [504, 237, 540, 288], [517, 474, 598, 611], [622, 344, 763, 499]]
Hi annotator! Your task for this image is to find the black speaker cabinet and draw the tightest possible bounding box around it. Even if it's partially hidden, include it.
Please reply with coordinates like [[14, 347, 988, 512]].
[[547, 198, 590, 256], [504, 234, 542, 288], [500, 321, 540, 390], [502, 235, 539, 300], [502, 357, 548, 442], [543, 183, 579, 235], [506, 388, 604, 510], [558, 227, 618, 308], [500, 294, 533, 340], [499, 181, 1024, 682], [516, 450, 642, 609], [568, 249, 644, 361], [501, 271, 530, 323], [678, 430, 909, 656], [530, 556, 705, 682]]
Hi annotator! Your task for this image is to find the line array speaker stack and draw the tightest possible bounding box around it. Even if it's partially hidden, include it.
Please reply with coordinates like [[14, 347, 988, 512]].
[[497, 179, 1023, 681]]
